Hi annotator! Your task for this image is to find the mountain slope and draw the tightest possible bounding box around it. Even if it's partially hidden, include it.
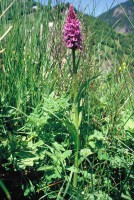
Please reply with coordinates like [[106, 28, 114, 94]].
[[98, 0, 134, 33]]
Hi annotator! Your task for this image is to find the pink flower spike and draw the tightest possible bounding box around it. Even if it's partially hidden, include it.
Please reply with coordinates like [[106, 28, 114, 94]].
[[63, 4, 82, 51]]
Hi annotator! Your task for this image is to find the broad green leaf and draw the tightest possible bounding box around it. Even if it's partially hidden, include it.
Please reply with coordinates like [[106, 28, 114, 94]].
[[18, 157, 38, 168], [45, 151, 60, 164], [80, 148, 93, 158], [121, 193, 132, 200], [89, 141, 96, 149], [124, 119, 134, 133], [53, 141, 65, 151], [60, 150, 72, 162], [54, 168, 62, 178], [98, 150, 109, 160], [24, 187, 31, 196], [34, 140, 44, 148], [88, 130, 104, 141]]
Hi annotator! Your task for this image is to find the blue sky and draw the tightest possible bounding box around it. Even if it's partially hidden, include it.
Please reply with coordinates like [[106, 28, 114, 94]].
[[36, 0, 128, 16]]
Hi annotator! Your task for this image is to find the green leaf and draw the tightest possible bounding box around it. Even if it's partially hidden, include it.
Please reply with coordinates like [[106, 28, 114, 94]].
[[45, 151, 58, 163], [63, 118, 78, 149], [88, 130, 104, 141], [66, 166, 78, 173], [18, 156, 38, 168], [124, 119, 134, 133], [89, 141, 96, 149], [53, 141, 65, 151], [98, 150, 109, 160], [96, 140, 103, 149], [121, 193, 132, 200], [34, 140, 44, 148], [80, 148, 93, 158], [110, 156, 123, 167], [37, 165, 54, 171], [60, 150, 72, 162], [16, 151, 37, 158], [0, 179, 11, 200], [54, 168, 62, 178]]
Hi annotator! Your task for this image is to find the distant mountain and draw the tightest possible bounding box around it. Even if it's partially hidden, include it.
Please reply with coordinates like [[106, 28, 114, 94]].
[[98, 0, 134, 33]]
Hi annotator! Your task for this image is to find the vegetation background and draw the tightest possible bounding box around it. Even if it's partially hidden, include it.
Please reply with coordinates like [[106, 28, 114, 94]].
[[0, 0, 134, 199]]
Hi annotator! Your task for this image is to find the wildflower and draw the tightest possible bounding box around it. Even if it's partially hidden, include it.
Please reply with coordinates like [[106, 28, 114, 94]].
[[122, 62, 127, 70], [119, 66, 122, 71], [119, 62, 127, 72], [63, 4, 82, 51]]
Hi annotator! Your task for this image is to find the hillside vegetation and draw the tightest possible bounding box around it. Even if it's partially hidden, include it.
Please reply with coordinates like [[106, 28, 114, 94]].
[[0, 1, 134, 200], [98, 0, 134, 33]]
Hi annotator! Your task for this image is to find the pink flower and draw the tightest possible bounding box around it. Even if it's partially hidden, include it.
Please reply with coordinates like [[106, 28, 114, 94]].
[[63, 4, 82, 51]]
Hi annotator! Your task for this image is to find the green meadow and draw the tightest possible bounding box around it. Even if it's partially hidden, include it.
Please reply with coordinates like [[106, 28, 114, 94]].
[[0, 0, 134, 199]]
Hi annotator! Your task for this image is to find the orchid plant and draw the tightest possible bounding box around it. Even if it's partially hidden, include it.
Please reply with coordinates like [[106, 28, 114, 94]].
[[63, 4, 82, 188]]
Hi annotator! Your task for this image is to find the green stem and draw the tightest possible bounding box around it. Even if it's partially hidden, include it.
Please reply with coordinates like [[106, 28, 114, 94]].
[[72, 49, 79, 189]]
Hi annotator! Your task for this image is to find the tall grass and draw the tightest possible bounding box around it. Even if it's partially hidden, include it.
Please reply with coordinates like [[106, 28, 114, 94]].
[[0, 0, 133, 199]]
